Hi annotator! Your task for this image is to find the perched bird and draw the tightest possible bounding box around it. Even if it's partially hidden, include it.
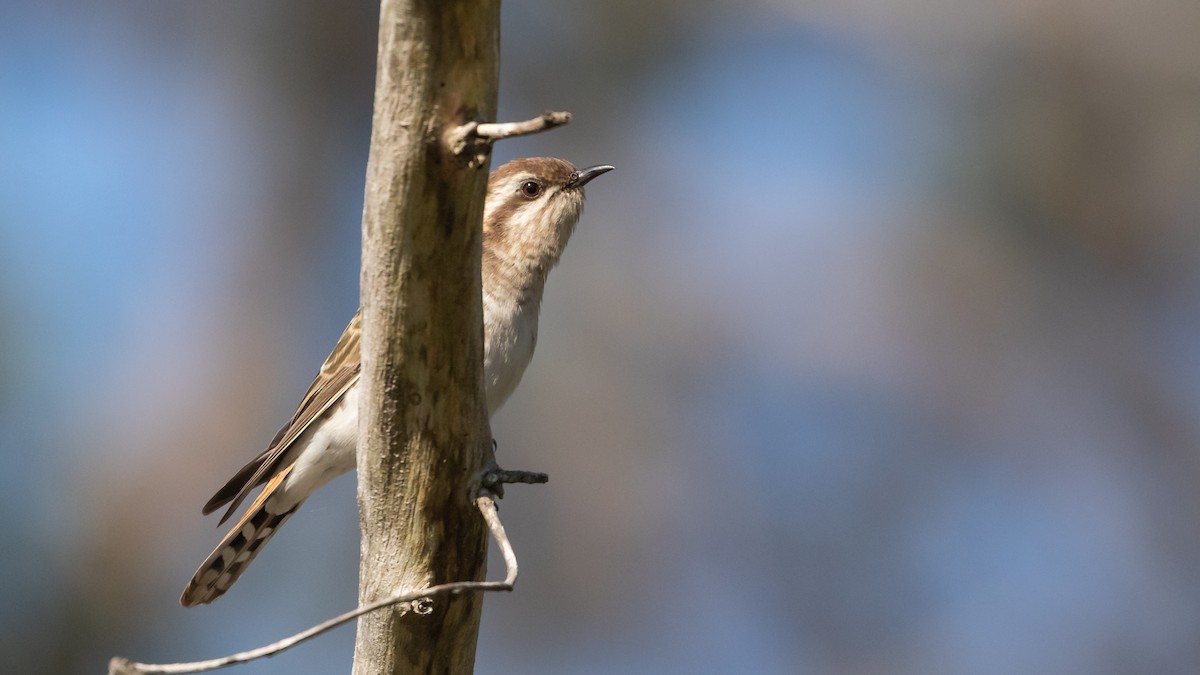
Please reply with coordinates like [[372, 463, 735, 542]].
[[180, 158, 613, 606]]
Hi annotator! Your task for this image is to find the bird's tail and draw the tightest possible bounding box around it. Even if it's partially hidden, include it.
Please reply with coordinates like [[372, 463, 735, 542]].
[[180, 467, 300, 606]]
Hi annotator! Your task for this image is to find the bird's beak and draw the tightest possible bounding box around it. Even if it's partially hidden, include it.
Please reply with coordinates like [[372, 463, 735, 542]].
[[566, 164, 615, 189]]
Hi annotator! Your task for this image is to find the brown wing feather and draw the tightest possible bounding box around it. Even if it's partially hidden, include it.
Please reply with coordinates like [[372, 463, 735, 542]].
[[202, 446, 275, 515], [205, 311, 362, 524]]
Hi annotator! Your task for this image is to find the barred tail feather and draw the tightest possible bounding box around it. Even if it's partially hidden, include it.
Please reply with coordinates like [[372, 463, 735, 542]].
[[180, 501, 300, 606], [181, 465, 299, 607]]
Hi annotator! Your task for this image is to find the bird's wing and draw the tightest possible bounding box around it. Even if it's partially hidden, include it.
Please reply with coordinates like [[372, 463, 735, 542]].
[[202, 310, 362, 524]]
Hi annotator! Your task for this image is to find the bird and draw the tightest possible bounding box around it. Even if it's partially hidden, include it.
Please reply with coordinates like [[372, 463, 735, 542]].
[[180, 157, 614, 606]]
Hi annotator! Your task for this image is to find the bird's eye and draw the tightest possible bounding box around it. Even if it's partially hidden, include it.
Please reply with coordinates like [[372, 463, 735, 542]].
[[520, 181, 542, 199]]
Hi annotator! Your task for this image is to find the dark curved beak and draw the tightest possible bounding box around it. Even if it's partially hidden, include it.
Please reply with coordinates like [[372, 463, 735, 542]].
[[566, 164, 615, 189]]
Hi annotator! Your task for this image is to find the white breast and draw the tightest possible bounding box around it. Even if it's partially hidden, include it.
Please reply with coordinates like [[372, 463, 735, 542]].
[[483, 290, 540, 415], [271, 382, 360, 512], [279, 294, 540, 507]]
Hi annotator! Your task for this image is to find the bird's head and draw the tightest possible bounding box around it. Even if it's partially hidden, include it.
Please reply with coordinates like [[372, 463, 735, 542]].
[[483, 157, 614, 280]]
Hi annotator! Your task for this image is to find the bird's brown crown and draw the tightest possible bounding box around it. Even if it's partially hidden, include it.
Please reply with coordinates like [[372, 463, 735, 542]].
[[482, 157, 598, 292]]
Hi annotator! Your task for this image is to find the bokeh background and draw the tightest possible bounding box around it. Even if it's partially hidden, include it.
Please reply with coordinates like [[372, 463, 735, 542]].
[[3, 0, 1200, 673]]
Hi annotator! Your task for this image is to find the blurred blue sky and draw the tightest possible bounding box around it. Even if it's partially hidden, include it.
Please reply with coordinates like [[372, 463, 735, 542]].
[[3, 1, 1200, 674]]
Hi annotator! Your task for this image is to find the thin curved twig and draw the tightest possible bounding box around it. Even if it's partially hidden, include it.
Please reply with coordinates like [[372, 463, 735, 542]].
[[109, 496, 516, 675]]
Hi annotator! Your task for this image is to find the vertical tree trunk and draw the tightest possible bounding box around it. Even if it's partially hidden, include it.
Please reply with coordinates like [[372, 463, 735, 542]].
[[354, 0, 498, 673]]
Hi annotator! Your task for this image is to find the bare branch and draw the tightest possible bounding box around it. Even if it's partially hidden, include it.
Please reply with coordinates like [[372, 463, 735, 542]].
[[108, 496, 516, 675], [447, 110, 572, 166], [354, 3, 497, 670]]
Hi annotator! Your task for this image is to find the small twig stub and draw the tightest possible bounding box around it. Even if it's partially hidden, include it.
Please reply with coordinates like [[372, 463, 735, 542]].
[[447, 110, 573, 166], [474, 111, 572, 141]]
